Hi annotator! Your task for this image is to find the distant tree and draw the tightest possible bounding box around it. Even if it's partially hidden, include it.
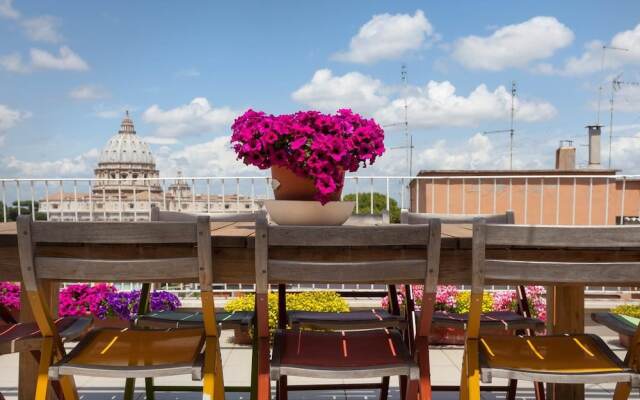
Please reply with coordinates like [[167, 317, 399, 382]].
[[342, 192, 401, 223], [5, 201, 46, 221]]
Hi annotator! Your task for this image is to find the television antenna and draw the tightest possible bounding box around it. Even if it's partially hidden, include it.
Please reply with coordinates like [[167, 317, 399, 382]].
[[384, 64, 414, 176], [481, 81, 517, 169], [607, 73, 640, 168], [596, 45, 629, 125]]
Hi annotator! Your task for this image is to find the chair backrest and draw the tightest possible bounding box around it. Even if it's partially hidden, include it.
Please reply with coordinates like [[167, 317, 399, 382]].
[[151, 205, 257, 223], [254, 211, 441, 338], [468, 221, 640, 338], [17, 214, 215, 337], [401, 210, 514, 225]]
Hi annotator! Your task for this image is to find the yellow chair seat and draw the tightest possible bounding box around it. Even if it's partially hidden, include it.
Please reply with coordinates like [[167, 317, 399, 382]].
[[51, 327, 206, 378], [479, 334, 626, 374]]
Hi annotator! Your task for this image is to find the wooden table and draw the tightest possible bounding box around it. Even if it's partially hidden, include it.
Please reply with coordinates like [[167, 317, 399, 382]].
[[2, 221, 637, 400]]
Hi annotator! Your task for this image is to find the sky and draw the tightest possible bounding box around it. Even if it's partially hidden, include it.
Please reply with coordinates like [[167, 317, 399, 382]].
[[1, 0, 640, 179]]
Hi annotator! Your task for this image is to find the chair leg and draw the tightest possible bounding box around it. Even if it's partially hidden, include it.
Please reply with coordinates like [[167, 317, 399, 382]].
[[380, 376, 390, 400], [144, 377, 155, 400], [257, 337, 271, 400], [400, 375, 408, 400], [59, 375, 79, 400], [506, 379, 517, 400], [533, 381, 546, 400], [250, 331, 259, 400], [124, 378, 136, 400], [460, 343, 480, 400], [277, 376, 288, 400], [417, 350, 432, 400], [36, 337, 54, 400], [405, 377, 419, 400], [612, 382, 631, 400], [203, 337, 225, 400]]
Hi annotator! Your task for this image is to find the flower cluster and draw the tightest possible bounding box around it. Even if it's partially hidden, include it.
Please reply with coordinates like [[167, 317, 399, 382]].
[[0, 282, 20, 310], [231, 109, 385, 203], [0, 282, 181, 321], [381, 285, 547, 320]]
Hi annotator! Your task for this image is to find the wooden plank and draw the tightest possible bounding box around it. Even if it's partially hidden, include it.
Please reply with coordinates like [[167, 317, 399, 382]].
[[268, 225, 430, 247], [486, 224, 640, 248], [268, 259, 427, 284], [31, 222, 197, 244], [35, 257, 199, 282], [484, 260, 640, 285]]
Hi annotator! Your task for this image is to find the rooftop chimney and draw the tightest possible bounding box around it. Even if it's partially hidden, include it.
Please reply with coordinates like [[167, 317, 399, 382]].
[[587, 125, 602, 169], [555, 140, 576, 170]]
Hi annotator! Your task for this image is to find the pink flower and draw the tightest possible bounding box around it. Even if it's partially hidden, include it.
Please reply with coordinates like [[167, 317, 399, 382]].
[[230, 109, 385, 204]]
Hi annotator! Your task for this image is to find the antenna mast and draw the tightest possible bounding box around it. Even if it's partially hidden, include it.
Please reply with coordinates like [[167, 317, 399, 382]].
[[596, 45, 629, 125], [608, 74, 640, 168], [510, 81, 516, 170], [401, 64, 412, 176]]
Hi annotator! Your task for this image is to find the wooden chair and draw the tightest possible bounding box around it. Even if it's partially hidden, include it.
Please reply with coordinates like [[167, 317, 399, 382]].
[[16, 214, 224, 400], [132, 206, 257, 399], [0, 304, 91, 400], [401, 211, 545, 399], [462, 221, 640, 400], [281, 212, 403, 400], [255, 211, 442, 400]]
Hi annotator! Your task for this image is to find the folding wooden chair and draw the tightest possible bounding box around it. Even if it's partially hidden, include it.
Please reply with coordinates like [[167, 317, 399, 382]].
[[402, 211, 545, 400], [255, 211, 442, 400], [130, 206, 257, 399], [282, 212, 404, 400], [0, 303, 91, 400], [16, 214, 224, 400], [462, 221, 640, 400]]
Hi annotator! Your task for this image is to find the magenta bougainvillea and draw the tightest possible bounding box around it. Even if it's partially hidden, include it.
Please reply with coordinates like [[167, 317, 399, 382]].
[[381, 285, 547, 320], [231, 109, 385, 204], [0, 282, 181, 321]]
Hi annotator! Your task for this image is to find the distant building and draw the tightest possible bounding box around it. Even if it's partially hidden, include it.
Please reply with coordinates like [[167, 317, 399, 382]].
[[409, 126, 637, 225], [40, 112, 259, 221]]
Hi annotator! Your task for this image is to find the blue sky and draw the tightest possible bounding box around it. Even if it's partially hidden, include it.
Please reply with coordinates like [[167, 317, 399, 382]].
[[1, 0, 640, 178]]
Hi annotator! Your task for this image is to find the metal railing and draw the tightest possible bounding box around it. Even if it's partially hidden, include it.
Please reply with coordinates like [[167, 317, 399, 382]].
[[3, 174, 640, 296]]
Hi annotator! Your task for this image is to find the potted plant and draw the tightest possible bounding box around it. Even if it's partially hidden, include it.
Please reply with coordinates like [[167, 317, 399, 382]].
[[231, 109, 385, 204]]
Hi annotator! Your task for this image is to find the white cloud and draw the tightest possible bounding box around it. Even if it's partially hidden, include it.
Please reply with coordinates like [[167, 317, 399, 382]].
[[0, 53, 29, 73], [0, 0, 19, 19], [0, 104, 29, 145], [176, 67, 200, 78], [452, 16, 574, 71], [332, 10, 433, 64], [542, 23, 640, 76], [2, 148, 98, 177], [610, 131, 640, 171], [156, 136, 258, 177], [291, 69, 388, 114], [69, 85, 109, 100], [374, 81, 557, 129], [30, 46, 89, 71], [22, 15, 63, 43], [142, 97, 238, 138]]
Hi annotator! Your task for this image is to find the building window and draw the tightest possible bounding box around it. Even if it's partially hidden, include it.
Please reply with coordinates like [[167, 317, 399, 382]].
[[129, 203, 134, 209], [245, 204, 250, 209], [52, 204, 58, 209], [97, 204, 103, 209], [225, 204, 230, 209], [182, 204, 188, 210]]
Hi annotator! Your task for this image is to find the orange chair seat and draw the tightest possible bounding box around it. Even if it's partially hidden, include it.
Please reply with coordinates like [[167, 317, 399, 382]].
[[479, 334, 626, 374], [61, 327, 204, 369], [274, 329, 412, 369]]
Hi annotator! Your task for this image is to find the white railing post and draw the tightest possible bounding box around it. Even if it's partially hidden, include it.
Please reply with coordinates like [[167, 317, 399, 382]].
[[355, 177, 359, 214], [461, 178, 466, 214], [207, 179, 211, 213], [251, 178, 255, 211], [605, 177, 610, 225], [147, 185, 151, 220], [235, 178, 240, 214], [44, 180, 50, 221], [572, 177, 577, 225], [524, 178, 528, 224], [493, 178, 497, 214], [539, 178, 544, 224], [30, 180, 35, 221], [221, 179, 226, 211], [477, 178, 481, 214], [385, 177, 390, 212], [621, 177, 627, 225], [1, 181, 6, 223], [400, 178, 405, 210], [73, 180, 78, 221], [370, 178, 374, 214], [588, 177, 593, 225], [431, 178, 435, 213], [89, 181, 93, 221], [446, 178, 451, 214], [556, 177, 560, 225], [415, 178, 420, 213], [192, 179, 196, 212], [16, 180, 21, 216]]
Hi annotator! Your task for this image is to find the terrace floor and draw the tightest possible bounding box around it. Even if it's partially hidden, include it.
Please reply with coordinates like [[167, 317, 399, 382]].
[[0, 323, 638, 400]]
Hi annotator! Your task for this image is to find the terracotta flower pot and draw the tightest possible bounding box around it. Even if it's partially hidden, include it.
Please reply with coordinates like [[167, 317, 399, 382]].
[[271, 165, 343, 201]]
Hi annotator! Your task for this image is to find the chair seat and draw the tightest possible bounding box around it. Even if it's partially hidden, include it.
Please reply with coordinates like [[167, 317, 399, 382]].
[[433, 310, 545, 332], [287, 310, 405, 330], [591, 312, 638, 338], [271, 329, 417, 380], [138, 310, 254, 329], [0, 317, 92, 354], [50, 327, 205, 379], [478, 334, 635, 385]]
